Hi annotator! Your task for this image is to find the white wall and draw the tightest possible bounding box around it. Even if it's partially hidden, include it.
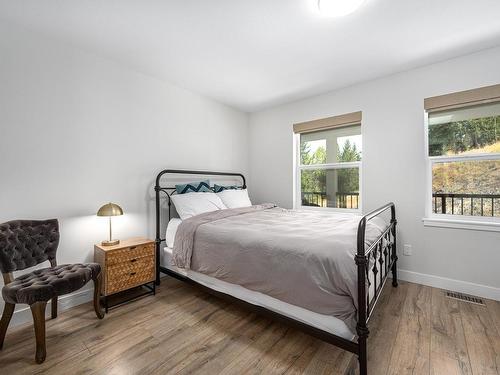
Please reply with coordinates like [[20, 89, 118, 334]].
[[249, 47, 500, 299], [0, 22, 248, 324]]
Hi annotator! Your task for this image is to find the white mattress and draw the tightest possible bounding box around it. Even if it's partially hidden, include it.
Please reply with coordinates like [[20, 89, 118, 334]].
[[162, 246, 356, 340]]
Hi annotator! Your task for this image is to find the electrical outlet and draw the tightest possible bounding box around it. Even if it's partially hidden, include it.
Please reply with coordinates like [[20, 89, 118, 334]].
[[403, 244, 412, 256]]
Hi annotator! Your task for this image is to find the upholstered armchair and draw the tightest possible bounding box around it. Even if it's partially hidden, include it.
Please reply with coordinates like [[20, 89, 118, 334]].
[[0, 219, 104, 363]]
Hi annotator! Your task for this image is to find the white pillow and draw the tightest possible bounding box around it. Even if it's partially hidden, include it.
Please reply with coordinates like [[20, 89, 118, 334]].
[[165, 218, 182, 248], [216, 189, 252, 208], [170, 192, 227, 220]]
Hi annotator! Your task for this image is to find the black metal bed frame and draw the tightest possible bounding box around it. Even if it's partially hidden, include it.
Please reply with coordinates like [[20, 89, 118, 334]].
[[154, 169, 398, 375]]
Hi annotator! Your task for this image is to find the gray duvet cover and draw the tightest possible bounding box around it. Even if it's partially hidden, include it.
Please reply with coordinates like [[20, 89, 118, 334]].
[[172, 204, 386, 331]]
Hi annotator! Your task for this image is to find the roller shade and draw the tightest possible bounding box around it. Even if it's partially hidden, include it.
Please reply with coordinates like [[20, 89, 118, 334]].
[[428, 102, 500, 126], [293, 111, 362, 134], [425, 83, 500, 113]]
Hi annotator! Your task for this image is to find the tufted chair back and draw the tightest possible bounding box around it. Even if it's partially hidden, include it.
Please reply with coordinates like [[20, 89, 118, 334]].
[[0, 219, 59, 274]]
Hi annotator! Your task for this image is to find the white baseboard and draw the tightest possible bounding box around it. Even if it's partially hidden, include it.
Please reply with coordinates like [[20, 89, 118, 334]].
[[8, 287, 93, 328], [397, 269, 500, 301]]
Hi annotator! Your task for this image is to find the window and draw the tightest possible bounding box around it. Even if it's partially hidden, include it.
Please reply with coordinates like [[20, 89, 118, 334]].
[[294, 112, 362, 211], [425, 85, 500, 226]]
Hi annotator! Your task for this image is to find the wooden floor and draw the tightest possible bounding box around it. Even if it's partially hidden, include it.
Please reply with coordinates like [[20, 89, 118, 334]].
[[0, 278, 499, 375]]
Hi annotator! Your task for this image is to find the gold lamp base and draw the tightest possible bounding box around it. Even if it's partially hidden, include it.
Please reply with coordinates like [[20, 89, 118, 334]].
[[101, 239, 120, 246]]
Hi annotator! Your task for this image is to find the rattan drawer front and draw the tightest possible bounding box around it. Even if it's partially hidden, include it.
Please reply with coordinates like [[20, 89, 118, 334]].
[[106, 256, 155, 295], [107, 243, 154, 266]]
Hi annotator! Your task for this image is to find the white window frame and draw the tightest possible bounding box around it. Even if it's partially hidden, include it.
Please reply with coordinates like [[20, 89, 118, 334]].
[[293, 130, 362, 214], [423, 111, 500, 232]]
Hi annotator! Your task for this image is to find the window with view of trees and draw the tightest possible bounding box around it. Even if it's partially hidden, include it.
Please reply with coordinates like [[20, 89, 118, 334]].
[[427, 102, 500, 218], [297, 125, 362, 210]]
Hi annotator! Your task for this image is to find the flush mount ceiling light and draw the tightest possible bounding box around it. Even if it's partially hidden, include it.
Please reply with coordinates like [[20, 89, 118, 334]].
[[317, 0, 366, 17]]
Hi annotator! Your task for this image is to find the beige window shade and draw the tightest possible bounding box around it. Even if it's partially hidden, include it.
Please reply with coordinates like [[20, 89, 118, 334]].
[[424, 83, 500, 112], [293, 111, 362, 134]]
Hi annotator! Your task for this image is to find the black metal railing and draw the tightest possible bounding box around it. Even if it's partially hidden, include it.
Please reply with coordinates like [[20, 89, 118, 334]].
[[302, 191, 326, 207], [337, 192, 359, 209], [433, 193, 500, 217], [302, 192, 359, 209]]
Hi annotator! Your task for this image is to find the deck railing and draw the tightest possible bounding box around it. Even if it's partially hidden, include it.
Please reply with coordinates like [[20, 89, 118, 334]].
[[432, 192, 500, 217], [302, 192, 359, 209], [337, 192, 359, 209], [302, 192, 499, 216]]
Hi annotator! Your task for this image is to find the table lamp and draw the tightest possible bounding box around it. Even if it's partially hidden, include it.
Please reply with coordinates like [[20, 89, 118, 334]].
[[97, 202, 123, 246]]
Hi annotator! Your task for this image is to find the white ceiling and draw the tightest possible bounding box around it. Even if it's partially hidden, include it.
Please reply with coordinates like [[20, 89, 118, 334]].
[[1, 0, 500, 112]]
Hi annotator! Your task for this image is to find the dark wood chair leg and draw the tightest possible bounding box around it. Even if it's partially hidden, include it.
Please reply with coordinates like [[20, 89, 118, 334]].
[[30, 301, 47, 364], [51, 296, 58, 319], [93, 272, 105, 319], [0, 302, 15, 350]]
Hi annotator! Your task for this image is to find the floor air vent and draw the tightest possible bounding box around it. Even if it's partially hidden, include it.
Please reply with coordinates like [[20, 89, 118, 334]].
[[445, 291, 485, 305]]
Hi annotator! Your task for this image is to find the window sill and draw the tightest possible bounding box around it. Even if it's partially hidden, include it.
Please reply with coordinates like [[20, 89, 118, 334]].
[[422, 217, 500, 232]]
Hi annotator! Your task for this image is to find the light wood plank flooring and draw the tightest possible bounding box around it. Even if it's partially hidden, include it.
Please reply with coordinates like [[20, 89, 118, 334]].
[[0, 278, 499, 374]]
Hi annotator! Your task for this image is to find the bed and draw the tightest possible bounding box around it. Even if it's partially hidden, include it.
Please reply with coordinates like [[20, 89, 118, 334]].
[[154, 169, 398, 375]]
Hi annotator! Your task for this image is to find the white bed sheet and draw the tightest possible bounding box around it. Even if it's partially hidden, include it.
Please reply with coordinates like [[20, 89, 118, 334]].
[[162, 246, 356, 340], [165, 218, 182, 248]]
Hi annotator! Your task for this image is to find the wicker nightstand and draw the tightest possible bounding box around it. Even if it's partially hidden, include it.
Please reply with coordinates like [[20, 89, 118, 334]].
[[94, 237, 155, 312]]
